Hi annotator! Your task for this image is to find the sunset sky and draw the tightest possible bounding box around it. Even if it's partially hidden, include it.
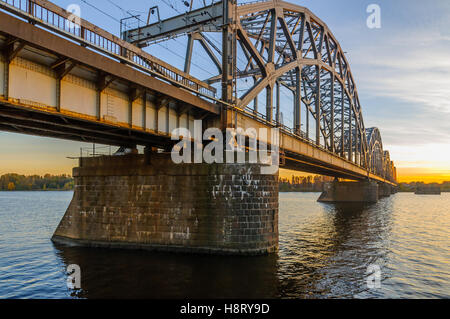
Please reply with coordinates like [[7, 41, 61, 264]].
[[1, 0, 449, 183]]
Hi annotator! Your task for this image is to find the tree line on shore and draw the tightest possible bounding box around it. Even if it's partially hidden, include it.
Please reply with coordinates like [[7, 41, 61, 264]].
[[1, 173, 449, 192], [280, 177, 450, 193], [0, 174, 74, 191], [398, 181, 450, 192], [279, 175, 335, 192]]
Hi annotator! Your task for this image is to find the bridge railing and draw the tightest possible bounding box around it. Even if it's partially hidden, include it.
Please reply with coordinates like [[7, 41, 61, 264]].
[[242, 106, 332, 154], [79, 146, 113, 158], [0, 0, 217, 99]]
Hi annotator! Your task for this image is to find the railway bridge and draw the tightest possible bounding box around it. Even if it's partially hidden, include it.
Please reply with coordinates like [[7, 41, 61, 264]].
[[0, 0, 397, 254]]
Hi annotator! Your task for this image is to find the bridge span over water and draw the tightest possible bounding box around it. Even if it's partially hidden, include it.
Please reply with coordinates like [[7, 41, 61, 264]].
[[0, 0, 397, 255]]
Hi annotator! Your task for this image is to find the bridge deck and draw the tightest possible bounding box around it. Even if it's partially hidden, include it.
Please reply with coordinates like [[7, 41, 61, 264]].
[[0, 2, 396, 186]]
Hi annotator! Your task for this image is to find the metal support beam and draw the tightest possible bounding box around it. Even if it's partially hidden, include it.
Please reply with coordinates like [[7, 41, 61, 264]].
[[222, 1, 235, 105], [221, 0, 236, 129], [122, 1, 223, 45], [266, 85, 273, 122], [2, 39, 25, 100], [276, 81, 280, 126], [155, 96, 170, 133], [96, 74, 116, 121], [55, 60, 77, 112], [129, 87, 143, 128], [142, 89, 147, 130], [306, 100, 310, 140], [268, 9, 277, 63], [341, 84, 345, 157], [348, 100, 353, 162], [330, 74, 335, 152], [294, 67, 301, 135], [184, 33, 194, 74], [315, 65, 321, 145]]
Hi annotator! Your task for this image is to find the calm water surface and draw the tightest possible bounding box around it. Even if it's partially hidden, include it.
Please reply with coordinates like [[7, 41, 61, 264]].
[[0, 191, 448, 299]]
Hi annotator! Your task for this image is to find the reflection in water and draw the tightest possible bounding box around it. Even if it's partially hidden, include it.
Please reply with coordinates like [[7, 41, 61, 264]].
[[0, 192, 449, 299], [277, 200, 392, 298], [53, 197, 391, 299], [54, 245, 279, 299]]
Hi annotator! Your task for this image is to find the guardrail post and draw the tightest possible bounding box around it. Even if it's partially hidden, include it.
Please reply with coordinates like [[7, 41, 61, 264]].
[[27, 0, 35, 25]]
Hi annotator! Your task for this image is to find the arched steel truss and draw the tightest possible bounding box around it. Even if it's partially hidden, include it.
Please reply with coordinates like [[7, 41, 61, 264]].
[[366, 127, 384, 177], [123, 0, 396, 183]]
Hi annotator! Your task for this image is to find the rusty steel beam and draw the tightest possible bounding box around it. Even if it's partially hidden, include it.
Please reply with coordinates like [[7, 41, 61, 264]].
[[0, 103, 173, 148]]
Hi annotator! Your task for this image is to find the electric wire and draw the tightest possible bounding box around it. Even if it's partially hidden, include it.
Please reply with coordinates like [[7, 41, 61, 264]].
[[80, 0, 215, 77]]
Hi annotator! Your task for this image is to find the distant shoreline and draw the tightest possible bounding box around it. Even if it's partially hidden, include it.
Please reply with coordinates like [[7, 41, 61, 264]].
[[0, 189, 73, 192], [2, 190, 448, 194]]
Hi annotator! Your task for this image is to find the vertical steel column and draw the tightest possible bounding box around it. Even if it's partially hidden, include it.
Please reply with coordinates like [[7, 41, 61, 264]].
[[360, 132, 367, 168], [276, 81, 280, 125], [56, 78, 62, 112], [221, 0, 236, 129], [253, 79, 258, 115], [2, 40, 24, 101], [306, 101, 309, 140], [96, 89, 102, 120], [348, 102, 353, 162], [268, 9, 277, 63], [266, 85, 273, 122], [155, 102, 160, 133], [166, 104, 170, 134], [142, 90, 147, 130], [330, 74, 335, 153], [221, 0, 235, 102], [341, 84, 345, 157], [315, 65, 321, 145], [184, 33, 194, 74], [295, 66, 302, 135], [3, 55, 9, 101], [129, 98, 133, 128]]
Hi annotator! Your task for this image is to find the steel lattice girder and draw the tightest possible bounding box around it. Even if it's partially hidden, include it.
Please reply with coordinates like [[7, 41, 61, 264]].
[[123, 0, 396, 183]]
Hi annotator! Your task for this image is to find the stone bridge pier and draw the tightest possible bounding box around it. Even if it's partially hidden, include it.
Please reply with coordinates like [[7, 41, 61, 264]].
[[317, 180, 396, 204], [317, 180, 379, 203], [378, 183, 393, 199], [52, 153, 279, 255]]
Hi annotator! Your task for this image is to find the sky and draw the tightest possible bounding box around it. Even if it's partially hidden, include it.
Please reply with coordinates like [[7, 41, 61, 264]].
[[1, 0, 449, 183]]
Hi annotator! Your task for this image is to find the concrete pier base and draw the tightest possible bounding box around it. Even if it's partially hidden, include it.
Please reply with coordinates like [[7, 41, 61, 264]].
[[52, 153, 279, 255], [318, 180, 379, 203], [378, 183, 392, 199]]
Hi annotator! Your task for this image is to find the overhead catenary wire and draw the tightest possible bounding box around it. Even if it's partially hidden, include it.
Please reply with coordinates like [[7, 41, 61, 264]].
[[79, 0, 216, 77]]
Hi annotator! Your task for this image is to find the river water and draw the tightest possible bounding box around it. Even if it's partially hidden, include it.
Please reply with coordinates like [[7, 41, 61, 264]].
[[0, 191, 448, 299]]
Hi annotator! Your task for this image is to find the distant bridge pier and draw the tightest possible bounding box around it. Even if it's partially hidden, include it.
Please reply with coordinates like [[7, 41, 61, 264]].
[[317, 180, 379, 204], [378, 183, 393, 199], [52, 153, 279, 255]]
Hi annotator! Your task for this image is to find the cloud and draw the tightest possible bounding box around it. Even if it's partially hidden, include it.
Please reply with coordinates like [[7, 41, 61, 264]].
[[341, 27, 450, 163]]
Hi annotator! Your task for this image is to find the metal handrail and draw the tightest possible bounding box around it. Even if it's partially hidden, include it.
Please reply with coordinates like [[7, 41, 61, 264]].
[[0, 0, 217, 98]]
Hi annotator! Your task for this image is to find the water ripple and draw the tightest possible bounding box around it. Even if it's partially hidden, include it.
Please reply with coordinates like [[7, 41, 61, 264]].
[[0, 191, 449, 298]]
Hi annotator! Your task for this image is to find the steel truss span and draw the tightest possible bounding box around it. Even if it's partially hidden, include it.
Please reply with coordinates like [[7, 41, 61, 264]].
[[125, 0, 396, 183]]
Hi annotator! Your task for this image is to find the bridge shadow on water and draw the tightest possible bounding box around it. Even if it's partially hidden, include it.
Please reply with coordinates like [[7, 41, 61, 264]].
[[53, 197, 393, 299], [53, 244, 280, 299]]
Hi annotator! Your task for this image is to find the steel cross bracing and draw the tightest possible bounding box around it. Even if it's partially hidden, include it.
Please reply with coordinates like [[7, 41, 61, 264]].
[[124, 0, 396, 183]]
